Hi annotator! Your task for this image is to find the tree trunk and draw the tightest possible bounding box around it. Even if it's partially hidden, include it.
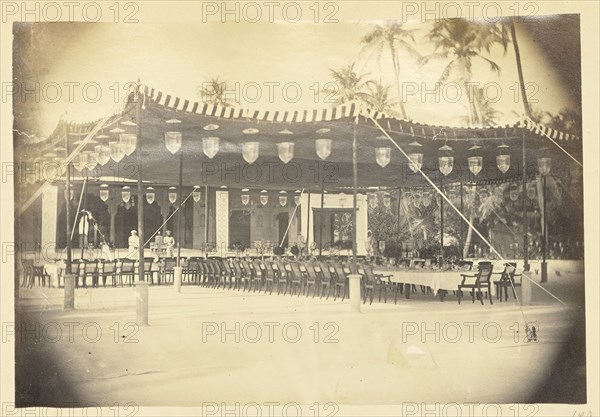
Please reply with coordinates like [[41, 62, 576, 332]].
[[463, 214, 475, 258], [391, 46, 408, 119]]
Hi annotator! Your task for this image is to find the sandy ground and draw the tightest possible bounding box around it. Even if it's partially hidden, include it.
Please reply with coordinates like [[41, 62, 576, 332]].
[[14, 269, 586, 408]]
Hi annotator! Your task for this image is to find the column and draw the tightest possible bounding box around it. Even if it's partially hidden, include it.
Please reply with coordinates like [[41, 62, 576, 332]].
[[215, 190, 229, 255], [41, 184, 58, 257]]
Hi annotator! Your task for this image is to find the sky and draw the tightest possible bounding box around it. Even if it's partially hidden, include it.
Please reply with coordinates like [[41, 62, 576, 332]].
[[12, 15, 581, 140]]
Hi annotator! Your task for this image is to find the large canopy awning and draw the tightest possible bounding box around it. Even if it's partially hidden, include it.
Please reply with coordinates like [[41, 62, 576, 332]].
[[16, 84, 583, 191]]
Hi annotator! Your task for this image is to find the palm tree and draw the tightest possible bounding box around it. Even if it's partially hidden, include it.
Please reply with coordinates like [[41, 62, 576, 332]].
[[324, 62, 372, 105], [196, 76, 239, 107], [420, 18, 509, 126], [360, 22, 421, 119], [363, 80, 401, 116], [460, 87, 502, 127]]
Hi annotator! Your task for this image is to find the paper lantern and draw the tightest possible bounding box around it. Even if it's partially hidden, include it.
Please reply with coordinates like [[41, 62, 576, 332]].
[[538, 157, 551, 176], [383, 192, 391, 209], [120, 133, 137, 156], [243, 142, 259, 164], [109, 141, 125, 162], [368, 193, 378, 209], [315, 138, 332, 160], [146, 187, 155, 204], [279, 191, 287, 207], [497, 155, 510, 174], [168, 186, 177, 204], [95, 145, 111, 166], [468, 156, 483, 176], [277, 142, 294, 164], [203, 137, 219, 159], [294, 190, 301, 206], [438, 156, 454, 176], [375, 147, 391, 168], [193, 186, 202, 203], [121, 186, 131, 204], [99, 184, 109, 202], [241, 189, 250, 206], [408, 153, 423, 173], [164, 132, 182, 154], [260, 190, 269, 206]]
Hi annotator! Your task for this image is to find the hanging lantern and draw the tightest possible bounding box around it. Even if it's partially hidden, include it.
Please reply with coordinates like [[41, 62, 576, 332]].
[[202, 137, 219, 159], [383, 192, 392, 209], [64, 186, 74, 201], [315, 138, 332, 161], [259, 190, 269, 206], [368, 193, 378, 209], [479, 187, 490, 200], [168, 186, 177, 204], [496, 154, 510, 174], [120, 133, 137, 156], [241, 188, 250, 206], [75, 152, 90, 172], [527, 183, 537, 200], [146, 187, 155, 204], [164, 132, 182, 154], [109, 127, 125, 134], [243, 142, 259, 164], [538, 157, 551, 176], [294, 190, 301, 206], [413, 191, 422, 207], [279, 191, 288, 207], [408, 153, 423, 173], [95, 145, 111, 166], [277, 142, 294, 164], [99, 184, 109, 202], [375, 147, 391, 168], [509, 184, 520, 202], [109, 141, 125, 162], [84, 150, 98, 170], [438, 156, 454, 176], [468, 156, 483, 176], [121, 186, 131, 204], [192, 186, 201, 203], [339, 193, 347, 207]]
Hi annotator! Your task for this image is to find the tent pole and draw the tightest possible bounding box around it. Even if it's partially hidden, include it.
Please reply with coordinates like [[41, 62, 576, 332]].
[[319, 180, 325, 259], [204, 185, 209, 256], [65, 121, 72, 274], [459, 181, 464, 260], [522, 131, 529, 269], [176, 152, 183, 266], [349, 117, 360, 312], [440, 176, 444, 259], [136, 85, 145, 283], [305, 191, 311, 253]]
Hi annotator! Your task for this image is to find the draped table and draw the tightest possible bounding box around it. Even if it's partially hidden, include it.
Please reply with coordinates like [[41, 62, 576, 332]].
[[373, 267, 497, 301]]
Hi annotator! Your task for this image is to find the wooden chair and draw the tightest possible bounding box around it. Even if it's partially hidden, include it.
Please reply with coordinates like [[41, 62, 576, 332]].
[[143, 257, 155, 284], [100, 259, 118, 287], [361, 265, 394, 304], [240, 259, 255, 292], [81, 259, 99, 288], [119, 259, 136, 286], [274, 261, 289, 295], [263, 261, 277, 294], [21, 259, 35, 288], [300, 262, 317, 297], [317, 262, 333, 299], [162, 257, 177, 284], [289, 262, 304, 297], [331, 263, 348, 301], [493, 262, 522, 302], [458, 262, 494, 305]]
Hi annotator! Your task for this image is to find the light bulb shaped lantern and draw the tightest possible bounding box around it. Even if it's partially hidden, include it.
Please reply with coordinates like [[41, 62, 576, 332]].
[[375, 147, 391, 168], [408, 153, 423, 173], [168, 187, 177, 204], [277, 142, 294, 164], [279, 191, 288, 207], [241, 189, 250, 206], [497, 154, 510, 174], [368, 193, 378, 209], [383, 192, 392, 209], [243, 142, 260, 164], [99, 184, 109, 202], [294, 190, 301, 206], [203, 137, 219, 159], [146, 187, 155, 204], [164, 132, 182, 154], [95, 145, 111, 166], [121, 186, 131, 204], [315, 138, 332, 161], [438, 156, 454, 176], [538, 157, 551, 176], [109, 141, 125, 162], [468, 156, 483, 176], [260, 190, 269, 206], [120, 133, 137, 156], [193, 186, 201, 203], [84, 150, 98, 171]]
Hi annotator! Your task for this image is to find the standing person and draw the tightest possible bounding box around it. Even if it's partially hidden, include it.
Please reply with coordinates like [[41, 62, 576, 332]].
[[164, 230, 175, 258], [78, 211, 91, 249], [127, 230, 139, 259]]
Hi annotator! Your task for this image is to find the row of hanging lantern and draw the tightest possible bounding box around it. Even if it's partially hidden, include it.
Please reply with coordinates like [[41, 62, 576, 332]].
[[97, 184, 202, 205], [240, 189, 302, 207]]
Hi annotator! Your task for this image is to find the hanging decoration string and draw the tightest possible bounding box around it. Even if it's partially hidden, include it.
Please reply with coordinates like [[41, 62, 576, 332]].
[[527, 118, 583, 167]]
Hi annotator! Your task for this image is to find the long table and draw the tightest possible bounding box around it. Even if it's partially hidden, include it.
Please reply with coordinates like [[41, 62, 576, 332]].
[[374, 267, 497, 301]]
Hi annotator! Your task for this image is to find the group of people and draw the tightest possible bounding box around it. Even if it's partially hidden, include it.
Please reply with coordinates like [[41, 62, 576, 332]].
[[127, 229, 176, 259]]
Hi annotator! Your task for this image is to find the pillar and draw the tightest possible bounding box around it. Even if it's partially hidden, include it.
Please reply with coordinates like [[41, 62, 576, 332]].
[[215, 190, 229, 255], [41, 184, 58, 258]]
